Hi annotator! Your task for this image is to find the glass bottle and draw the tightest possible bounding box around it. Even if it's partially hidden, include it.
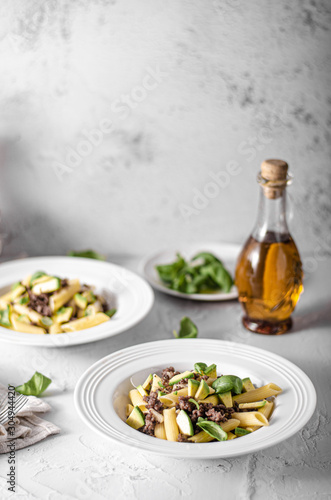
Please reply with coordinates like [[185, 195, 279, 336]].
[[235, 159, 303, 335]]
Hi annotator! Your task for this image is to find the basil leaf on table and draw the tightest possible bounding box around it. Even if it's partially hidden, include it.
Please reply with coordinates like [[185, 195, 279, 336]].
[[197, 420, 228, 441], [68, 250, 105, 261], [15, 372, 52, 396], [173, 317, 198, 339]]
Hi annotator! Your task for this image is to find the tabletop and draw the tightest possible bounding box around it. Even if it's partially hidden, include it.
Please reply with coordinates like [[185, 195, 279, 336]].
[[0, 255, 330, 500]]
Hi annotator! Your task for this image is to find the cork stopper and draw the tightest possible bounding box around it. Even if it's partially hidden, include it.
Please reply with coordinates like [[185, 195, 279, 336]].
[[260, 159, 289, 199]]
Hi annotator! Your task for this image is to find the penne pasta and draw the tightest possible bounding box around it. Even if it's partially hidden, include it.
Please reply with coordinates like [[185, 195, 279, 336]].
[[188, 431, 214, 443], [50, 279, 81, 312], [246, 400, 275, 431], [233, 384, 282, 403], [154, 423, 167, 440], [163, 408, 179, 442], [11, 314, 46, 334], [61, 312, 110, 332], [125, 362, 282, 444], [232, 412, 269, 427], [220, 419, 240, 432]]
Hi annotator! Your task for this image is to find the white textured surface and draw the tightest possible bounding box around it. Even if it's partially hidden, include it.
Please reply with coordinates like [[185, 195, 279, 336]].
[[0, 0, 330, 259], [0, 255, 330, 500]]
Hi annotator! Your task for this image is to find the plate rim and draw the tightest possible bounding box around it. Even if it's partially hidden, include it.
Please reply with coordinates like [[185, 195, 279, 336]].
[[140, 242, 241, 302], [0, 256, 154, 347], [74, 338, 317, 459]]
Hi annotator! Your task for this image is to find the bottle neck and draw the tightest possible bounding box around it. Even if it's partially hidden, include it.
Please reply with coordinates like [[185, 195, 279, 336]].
[[252, 186, 289, 242]]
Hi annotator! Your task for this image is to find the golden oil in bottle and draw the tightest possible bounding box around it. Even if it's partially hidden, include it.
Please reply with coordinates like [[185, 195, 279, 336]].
[[235, 159, 303, 335]]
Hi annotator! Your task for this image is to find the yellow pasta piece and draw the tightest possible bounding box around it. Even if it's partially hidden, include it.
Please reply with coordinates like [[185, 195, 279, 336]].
[[49, 323, 63, 334], [154, 423, 167, 440], [11, 314, 46, 334], [226, 432, 237, 440], [220, 418, 240, 432], [247, 401, 275, 431], [163, 408, 179, 442], [61, 312, 109, 332], [233, 384, 282, 403], [232, 411, 269, 427], [13, 304, 43, 325], [159, 387, 189, 406], [188, 431, 214, 443], [49, 279, 81, 312]]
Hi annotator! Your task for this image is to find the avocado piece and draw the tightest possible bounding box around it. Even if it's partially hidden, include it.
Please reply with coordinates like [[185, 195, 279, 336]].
[[10, 285, 26, 301], [176, 410, 194, 436], [168, 371, 194, 386], [32, 277, 61, 295], [235, 427, 252, 436], [54, 306, 73, 324], [126, 406, 145, 430], [74, 293, 88, 310], [0, 305, 11, 328], [136, 385, 148, 397], [195, 380, 210, 400], [242, 377, 255, 392], [29, 271, 47, 286], [199, 395, 219, 405], [41, 316, 53, 327], [188, 379, 200, 397], [17, 314, 30, 325], [85, 301, 103, 316], [82, 290, 96, 303], [218, 390, 233, 408], [142, 374, 153, 391], [239, 400, 267, 410], [204, 364, 217, 378], [151, 374, 162, 393]]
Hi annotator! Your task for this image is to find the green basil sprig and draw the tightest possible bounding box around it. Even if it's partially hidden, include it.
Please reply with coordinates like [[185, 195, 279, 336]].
[[173, 317, 198, 339], [197, 419, 228, 441], [212, 375, 243, 395]]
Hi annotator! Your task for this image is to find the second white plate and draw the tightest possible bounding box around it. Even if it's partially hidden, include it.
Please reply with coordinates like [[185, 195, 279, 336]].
[[140, 242, 241, 301], [0, 256, 154, 347]]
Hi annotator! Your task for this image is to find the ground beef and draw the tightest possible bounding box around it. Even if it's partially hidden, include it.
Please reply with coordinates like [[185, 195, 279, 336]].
[[60, 279, 68, 288], [205, 407, 228, 423], [27, 290, 52, 317], [140, 412, 156, 436], [176, 396, 196, 412], [143, 391, 163, 413], [177, 434, 189, 442], [190, 403, 213, 423], [161, 366, 180, 384]]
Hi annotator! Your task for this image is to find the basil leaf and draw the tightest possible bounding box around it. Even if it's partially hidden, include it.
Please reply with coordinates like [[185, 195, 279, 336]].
[[227, 375, 243, 395], [173, 317, 198, 339], [156, 253, 186, 284], [68, 250, 105, 261], [194, 362, 207, 374], [212, 375, 234, 394], [192, 252, 222, 265], [11, 282, 21, 291], [15, 372, 52, 396], [197, 420, 228, 441]]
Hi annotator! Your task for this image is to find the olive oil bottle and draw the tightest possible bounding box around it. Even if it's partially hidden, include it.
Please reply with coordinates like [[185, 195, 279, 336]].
[[235, 159, 303, 335]]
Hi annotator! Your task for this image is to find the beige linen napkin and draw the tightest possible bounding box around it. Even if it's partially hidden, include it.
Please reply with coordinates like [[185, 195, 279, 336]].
[[0, 383, 60, 453]]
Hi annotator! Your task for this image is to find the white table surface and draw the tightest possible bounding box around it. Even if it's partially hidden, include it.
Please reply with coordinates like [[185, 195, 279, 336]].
[[1, 256, 330, 500]]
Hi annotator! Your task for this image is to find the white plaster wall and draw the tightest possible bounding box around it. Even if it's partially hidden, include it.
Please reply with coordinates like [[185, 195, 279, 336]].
[[0, 0, 330, 258]]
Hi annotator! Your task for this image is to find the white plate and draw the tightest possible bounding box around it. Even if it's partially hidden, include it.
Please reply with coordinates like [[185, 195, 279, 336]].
[[0, 256, 154, 347], [74, 339, 316, 459], [140, 242, 241, 301]]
